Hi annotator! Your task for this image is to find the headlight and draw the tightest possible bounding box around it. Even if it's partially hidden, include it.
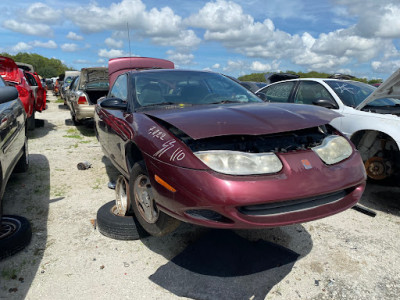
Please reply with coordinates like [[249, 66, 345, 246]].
[[194, 150, 283, 175], [312, 135, 353, 165]]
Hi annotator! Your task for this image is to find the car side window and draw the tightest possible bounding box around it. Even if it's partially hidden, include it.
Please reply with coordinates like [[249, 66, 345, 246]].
[[260, 82, 295, 103], [0, 77, 5, 87], [71, 76, 79, 91], [109, 74, 127, 101], [294, 81, 335, 105], [25, 73, 37, 86]]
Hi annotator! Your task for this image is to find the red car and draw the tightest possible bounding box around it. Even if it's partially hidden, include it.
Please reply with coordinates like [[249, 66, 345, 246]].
[[0, 56, 36, 130], [95, 69, 366, 237], [23, 70, 47, 113]]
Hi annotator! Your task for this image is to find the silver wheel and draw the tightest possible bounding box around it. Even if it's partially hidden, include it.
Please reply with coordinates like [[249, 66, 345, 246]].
[[115, 175, 130, 216], [134, 174, 159, 224]]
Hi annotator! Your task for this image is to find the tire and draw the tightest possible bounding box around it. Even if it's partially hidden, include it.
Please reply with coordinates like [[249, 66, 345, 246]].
[[129, 161, 180, 237], [0, 215, 32, 260], [27, 109, 35, 131], [14, 137, 29, 173], [96, 201, 148, 240]]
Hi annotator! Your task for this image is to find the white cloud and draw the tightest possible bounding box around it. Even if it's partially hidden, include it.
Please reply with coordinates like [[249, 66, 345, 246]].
[[65, 0, 200, 50], [371, 60, 400, 74], [10, 42, 32, 53], [25, 2, 62, 24], [212, 63, 220, 69], [61, 43, 79, 52], [3, 20, 53, 36], [187, 0, 302, 60], [105, 38, 123, 48], [250, 61, 272, 72], [98, 49, 130, 59], [31, 40, 57, 49], [166, 50, 194, 65], [67, 32, 84, 41], [74, 59, 91, 64]]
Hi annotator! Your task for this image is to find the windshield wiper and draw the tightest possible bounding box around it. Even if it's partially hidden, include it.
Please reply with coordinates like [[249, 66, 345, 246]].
[[208, 100, 244, 104], [138, 102, 193, 109]]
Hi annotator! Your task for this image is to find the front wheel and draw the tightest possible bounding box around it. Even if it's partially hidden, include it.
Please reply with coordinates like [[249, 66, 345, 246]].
[[129, 161, 180, 237]]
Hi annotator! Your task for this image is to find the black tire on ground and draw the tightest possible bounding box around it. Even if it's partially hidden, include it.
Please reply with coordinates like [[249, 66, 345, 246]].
[[27, 109, 35, 131], [14, 137, 29, 173], [0, 215, 32, 260], [129, 161, 181, 237], [96, 200, 148, 240]]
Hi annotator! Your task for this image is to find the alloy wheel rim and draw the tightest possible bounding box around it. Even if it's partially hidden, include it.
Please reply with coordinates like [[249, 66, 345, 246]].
[[134, 174, 159, 223], [115, 176, 128, 215]]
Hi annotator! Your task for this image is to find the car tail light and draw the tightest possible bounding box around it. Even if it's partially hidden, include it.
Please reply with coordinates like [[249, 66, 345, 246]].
[[78, 96, 88, 104], [15, 85, 29, 98]]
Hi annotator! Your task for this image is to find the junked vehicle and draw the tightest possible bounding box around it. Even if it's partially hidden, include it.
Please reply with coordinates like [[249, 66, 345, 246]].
[[95, 68, 366, 238], [66, 67, 109, 124], [239, 81, 267, 92], [0, 77, 31, 260], [23, 70, 46, 114], [61, 71, 80, 100], [255, 69, 400, 181], [0, 56, 36, 130]]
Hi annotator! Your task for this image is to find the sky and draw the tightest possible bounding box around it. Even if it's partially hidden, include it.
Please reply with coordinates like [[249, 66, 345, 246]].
[[1, 0, 400, 80]]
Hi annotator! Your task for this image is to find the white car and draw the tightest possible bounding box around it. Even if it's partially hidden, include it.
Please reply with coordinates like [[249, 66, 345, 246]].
[[256, 69, 400, 180]]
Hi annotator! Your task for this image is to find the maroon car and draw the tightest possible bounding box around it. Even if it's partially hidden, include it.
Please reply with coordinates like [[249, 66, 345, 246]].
[[95, 69, 366, 237]]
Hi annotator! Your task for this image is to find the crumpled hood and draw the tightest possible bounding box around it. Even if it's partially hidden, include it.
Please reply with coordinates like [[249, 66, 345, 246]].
[[0, 56, 20, 83], [144, 103, 340, 140], [356, 68, 400, 110]]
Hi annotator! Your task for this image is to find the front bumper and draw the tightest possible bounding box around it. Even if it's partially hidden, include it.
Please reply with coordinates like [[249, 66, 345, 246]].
[[144, 149, 366, 229]]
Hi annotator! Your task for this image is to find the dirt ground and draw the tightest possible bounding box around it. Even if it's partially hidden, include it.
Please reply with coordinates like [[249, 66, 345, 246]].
[[1, 92, 399, 300]]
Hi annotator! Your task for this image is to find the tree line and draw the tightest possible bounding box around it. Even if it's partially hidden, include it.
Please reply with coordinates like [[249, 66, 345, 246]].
[[238, 71, 382, 84], [0, 52, 74, 78]]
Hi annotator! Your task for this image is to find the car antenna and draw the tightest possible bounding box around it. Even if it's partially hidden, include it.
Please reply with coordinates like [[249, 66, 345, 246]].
[[127, 22, 133, 67]]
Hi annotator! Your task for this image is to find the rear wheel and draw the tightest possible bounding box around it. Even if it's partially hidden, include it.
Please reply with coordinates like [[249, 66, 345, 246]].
[[129, 161, 180, 237], [0, 215, 32, 260]]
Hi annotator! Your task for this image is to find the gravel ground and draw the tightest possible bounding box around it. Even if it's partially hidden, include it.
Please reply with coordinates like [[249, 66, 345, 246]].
[[0, 92, 399, 300]]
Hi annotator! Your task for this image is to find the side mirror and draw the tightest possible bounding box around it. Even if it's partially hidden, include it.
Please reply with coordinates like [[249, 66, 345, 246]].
[[99, 97, 128, 110], [313, 99, 338, 109], [256, 92, 267, 101], [0, 86, 19, 104]]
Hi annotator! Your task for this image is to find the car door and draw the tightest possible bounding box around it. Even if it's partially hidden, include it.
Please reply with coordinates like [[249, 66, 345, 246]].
[[99, 73, 129, 172], [68, 76, 80, 110], [33, 73, 46, 111], [257, 81, 297, 103]]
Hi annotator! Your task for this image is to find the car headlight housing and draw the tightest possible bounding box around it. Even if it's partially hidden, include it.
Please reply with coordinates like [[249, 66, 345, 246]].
[[194, 150, 283, 175], [312, 135, 353, 165]]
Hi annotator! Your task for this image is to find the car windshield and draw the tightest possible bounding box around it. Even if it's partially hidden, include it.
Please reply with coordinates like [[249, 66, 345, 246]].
[[133, 70, 262, 108], [325, 80, 400, 107]]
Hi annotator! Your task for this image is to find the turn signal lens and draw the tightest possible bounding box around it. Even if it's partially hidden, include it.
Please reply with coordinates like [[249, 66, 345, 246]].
[[154, 175, 176, 192]]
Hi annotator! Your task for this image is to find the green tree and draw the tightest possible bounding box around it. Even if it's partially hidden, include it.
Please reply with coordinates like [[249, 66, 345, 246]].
[[0, 52, 75, 77]]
